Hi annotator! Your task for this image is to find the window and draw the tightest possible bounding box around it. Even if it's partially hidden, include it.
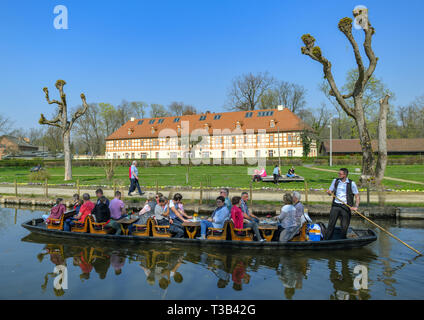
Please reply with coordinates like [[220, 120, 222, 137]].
[[237, 151, 243, 158], [118, 141, 121, 147], [158, 119, 164, 124], [255, 150, 260, 157], [270, 120, 275, 128], [170, 152, 178, 158], [113, 153, 117, 159], [214, 115, 221, 120], [113, 141, 116, 147], [149, 119, 155, 124], [232, 137, 235, 144], [125, 153, 129, 159], [245, 112, 253, 118], [128, 140, 132, 147], [270, 135, 274, 143], [137, 120, 144, 125], [288, 135, 292, 142], [124, 141, 127, 147], [244, 135, 247, 143], [174, 118, 180, 123], [268, 150, 274, 157], [199, 115, 207, 121], [202, 152, 210, 158], [131, 153, 134, 158], [258, 111, 274, 117], [140, 153, 147, 159], [155, 152, 159, 158], [288, 150, 293, 157]]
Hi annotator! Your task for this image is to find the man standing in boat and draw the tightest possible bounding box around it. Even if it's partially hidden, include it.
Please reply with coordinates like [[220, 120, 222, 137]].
[[325, 168, 360, 240]]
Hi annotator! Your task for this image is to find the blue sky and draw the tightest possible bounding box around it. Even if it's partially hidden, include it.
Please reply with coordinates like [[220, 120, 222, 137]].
[[1, 0, 424, 129]]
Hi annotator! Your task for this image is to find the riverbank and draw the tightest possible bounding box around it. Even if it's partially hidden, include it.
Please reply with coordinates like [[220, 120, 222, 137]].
[[2, 194, 424, 219]]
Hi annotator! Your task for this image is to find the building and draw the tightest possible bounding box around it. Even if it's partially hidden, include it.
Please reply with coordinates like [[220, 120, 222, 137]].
[[320, 138, 424, 156], [0, 135, 39, 159], [105, 107, 317, 160]]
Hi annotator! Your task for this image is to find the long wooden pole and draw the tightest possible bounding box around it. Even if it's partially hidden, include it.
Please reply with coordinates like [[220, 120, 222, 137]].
[[331, 193, 422, 256]]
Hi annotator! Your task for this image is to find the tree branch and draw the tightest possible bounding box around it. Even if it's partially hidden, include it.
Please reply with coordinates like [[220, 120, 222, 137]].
[[38, 113, 62, 128], [301, 34, 356, 119], [363, 23, 377, 83], [43, 87, 62, 106], [338, 17, 365, 98], [69, 93, 89, 130]]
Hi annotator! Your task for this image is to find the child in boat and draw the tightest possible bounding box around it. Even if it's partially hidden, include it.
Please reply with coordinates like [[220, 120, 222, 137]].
[[43, 198, 66, 224]]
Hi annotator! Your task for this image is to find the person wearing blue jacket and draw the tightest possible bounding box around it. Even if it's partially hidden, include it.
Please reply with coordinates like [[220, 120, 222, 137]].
[[197, 196, 230, 239]]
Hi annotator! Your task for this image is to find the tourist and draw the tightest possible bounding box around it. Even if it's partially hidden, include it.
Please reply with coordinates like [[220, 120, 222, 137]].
[[167, 193, 190, 238], [43, 198, 66, 224], [128, 193, 157, 234], [91, 196, 111, 223], [230, 196, 244, 230], [197, 196, 230, 240], [240, 192, 259, 223], [72, 194, 81, 213], [95, 188, 109, 206], [220, 188, 232, 212], [287, 166, 296, 178], [107, 191, 127, 235], [128, 160, 145, 196], [155, 192, 164, 204], [240, 192, 265, 242], [64, 193, 94, 232], [292, 191, 312, 226], [325, 168, 360, 240], [252, 169, 262, 182], [273, 165, 281, 184], [276, 193, 301, 242], [154, 197, 170, 226]]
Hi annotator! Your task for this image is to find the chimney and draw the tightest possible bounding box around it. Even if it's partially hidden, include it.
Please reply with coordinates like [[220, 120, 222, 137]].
[[277, 105, 284, 111], [130, 117, 135, 122]]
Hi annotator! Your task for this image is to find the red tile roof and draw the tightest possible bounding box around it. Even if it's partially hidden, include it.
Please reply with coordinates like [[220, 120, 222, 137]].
[[321, 139, 424, 153], [106, 108, 311, 140]]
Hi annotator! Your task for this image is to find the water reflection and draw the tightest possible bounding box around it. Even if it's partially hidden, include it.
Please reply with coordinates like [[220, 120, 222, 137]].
[[21, 233, 385, 299]]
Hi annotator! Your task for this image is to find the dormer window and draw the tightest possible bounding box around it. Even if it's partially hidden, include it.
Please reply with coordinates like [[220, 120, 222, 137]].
[[137, 120, 144, 125], [128, 127, 134, 135], [158, 119, 164, 124], [270, 120, 275, 128], [177, 125, 181, 134], [199, 115, 207, 121], [151, 127, 155, 134], [235, 121, 241, 129]]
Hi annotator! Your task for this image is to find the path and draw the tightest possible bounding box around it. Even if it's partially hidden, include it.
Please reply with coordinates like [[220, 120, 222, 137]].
[[308, 167, 424, 186]]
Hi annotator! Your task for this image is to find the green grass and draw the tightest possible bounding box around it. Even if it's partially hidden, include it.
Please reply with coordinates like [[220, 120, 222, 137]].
[[0, 164, 423, 191]]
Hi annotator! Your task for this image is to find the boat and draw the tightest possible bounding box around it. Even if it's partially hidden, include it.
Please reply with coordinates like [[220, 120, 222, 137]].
[[21, 217, 377, 251]]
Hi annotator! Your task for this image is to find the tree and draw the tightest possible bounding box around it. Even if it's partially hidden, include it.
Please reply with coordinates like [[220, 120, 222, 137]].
[[130, 101, 148, 119], [301, 9, 391, 185], [398, 96, 424, 138], [39, 80, 89, 180], [73, 103, 104, 156], [227, 72, 275, 110], [168, 102, 197, 116], [150, 104, 169, 118], [0, 114, 12, 135], [260, 81, 307, 113]]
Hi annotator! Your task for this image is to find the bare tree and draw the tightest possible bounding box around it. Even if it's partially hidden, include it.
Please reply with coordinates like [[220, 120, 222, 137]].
[[73, 103, 104, 156], [260, 81, 307, 113], [182, 105, 197, 115], [130, 101, 148, 119], [0, 114, 12, 135], [168, 102, 197, 116], [150, 104, 169, 118], [39, 80, 89, 180], [227, 72, 275, 110], [301, 9, 390, 185]]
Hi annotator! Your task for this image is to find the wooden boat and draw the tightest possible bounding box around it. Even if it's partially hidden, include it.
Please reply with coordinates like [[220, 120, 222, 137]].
[[261, 175, 305, 182], [22, 217, 377, 251]]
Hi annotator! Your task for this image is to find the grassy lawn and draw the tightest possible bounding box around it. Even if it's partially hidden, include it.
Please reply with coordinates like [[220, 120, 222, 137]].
[[0, 164, 423, 191]]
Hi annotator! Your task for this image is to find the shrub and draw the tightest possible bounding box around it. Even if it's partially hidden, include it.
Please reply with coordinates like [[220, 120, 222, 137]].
[[29, 170, 51, 182]]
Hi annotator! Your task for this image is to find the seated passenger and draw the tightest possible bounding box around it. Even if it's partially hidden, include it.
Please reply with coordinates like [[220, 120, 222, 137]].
[[43, 198, 66, 224], [107, 191, 127, 235], [91, 196, 111, 224], [276, 193, 301, 242], [292, 191, 312, 226], [235, 196, 265, 242], [128, 193, 157, 234], [168, 193, 192, 238], [197, 196, 230, 239], [72, 194, 81, 214], [286, 166, 296, 178], [154, 197, 170, 224], [95, 188, 110, 206], [64, 193, 94, 231]]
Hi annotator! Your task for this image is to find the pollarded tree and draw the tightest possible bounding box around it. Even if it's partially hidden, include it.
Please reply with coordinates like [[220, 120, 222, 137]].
[[300, 8, 390, 185], [39, 80, 89, 181]]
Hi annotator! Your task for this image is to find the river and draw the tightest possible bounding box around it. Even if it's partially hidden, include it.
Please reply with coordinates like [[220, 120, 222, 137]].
[[0, 206, 423, 300]]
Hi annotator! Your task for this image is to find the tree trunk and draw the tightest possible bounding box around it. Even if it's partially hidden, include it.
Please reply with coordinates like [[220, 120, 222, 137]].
[[63, 129, 72, 181], [354, 98, 375, 184], [375, 95, 390, 185]]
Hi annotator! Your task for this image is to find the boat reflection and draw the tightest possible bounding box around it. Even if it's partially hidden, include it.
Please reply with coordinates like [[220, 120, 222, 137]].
[[22, 233, 380, 299]]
